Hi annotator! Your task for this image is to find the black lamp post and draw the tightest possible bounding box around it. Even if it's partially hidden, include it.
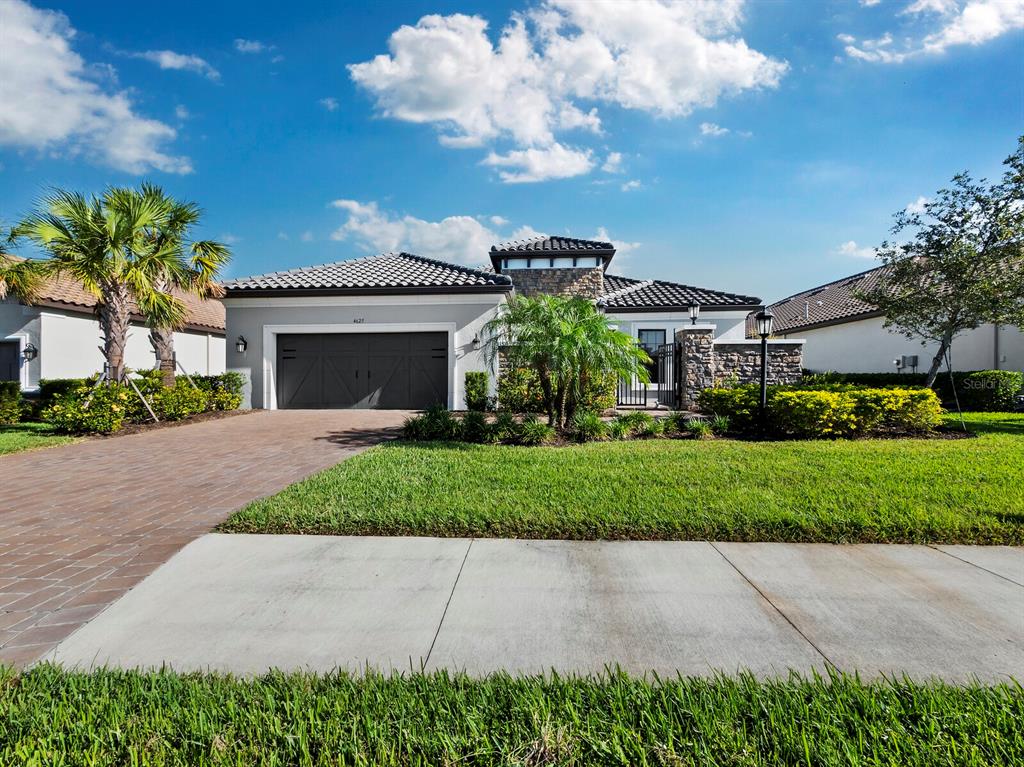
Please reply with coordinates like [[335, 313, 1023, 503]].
[[689, 304, 700, 325], [754, 309, 774, 415]]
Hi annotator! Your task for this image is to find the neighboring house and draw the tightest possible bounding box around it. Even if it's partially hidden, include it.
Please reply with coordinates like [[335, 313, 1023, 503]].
[[0, 274, 226, 391], [223, 236, 762, 410], [761, 264, 1024, 373]]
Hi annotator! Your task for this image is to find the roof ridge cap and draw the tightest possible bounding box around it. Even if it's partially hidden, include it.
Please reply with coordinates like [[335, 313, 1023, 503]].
[[399, 252, 513, 283]]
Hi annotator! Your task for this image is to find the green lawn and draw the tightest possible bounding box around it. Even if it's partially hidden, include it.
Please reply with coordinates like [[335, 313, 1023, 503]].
[[0, 422, 78, 455], [2, 665, 1020, 766], [222, 412, 1024, 544]]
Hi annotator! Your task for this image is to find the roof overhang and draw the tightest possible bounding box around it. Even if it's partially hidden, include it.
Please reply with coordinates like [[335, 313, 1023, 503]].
[[33, 298, 226, 335], [769, 308, 885, 335], [604, 302, 762, 314], [223, 283, 514, 299], [489, 249, 616, 273]]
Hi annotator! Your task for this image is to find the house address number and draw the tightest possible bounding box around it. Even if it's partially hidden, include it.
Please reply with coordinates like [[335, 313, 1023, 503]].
[[353, 318, 365, 323]]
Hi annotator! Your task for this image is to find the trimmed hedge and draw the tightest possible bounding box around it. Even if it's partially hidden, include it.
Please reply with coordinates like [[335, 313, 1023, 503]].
[[464, 371, 490, 412], [497, 367, 617, 414], [805, 369, 1024, 411], [698, 384, 943, 438], [38, 378, 88, 408], [0, 381, 21, 425], [960, 370, 1024, 412]]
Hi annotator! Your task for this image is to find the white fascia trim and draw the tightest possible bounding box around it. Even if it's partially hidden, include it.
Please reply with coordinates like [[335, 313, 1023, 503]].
[[224, 294, 508, 308], [603, 310, 752, 321], [3, 333, 31, 390], [261, 322, 458, 411], [714, 338, 806, 345]]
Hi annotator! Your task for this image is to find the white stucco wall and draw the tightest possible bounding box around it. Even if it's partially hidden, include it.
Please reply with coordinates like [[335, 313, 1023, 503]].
[[0, 298, 224, 389], [783, 316, 1023, 373], [224, 293, 507, 409], [604, 310, 751, 343]]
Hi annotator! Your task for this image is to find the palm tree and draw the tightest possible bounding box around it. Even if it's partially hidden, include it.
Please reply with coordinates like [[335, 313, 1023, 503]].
[[0, 187, 205, 383], [137, 184, 230, 385], [482, 294, 650, 427]]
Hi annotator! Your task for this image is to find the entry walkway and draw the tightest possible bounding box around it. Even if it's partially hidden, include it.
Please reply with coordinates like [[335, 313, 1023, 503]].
[[0, 410, 407, 664], [48, 535, 1024, 682]]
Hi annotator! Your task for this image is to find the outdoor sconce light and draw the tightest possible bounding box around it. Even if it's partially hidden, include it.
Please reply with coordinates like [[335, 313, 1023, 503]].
[[235, 336, 248, 354], [689, 304, 700, 325], [754, 309, 774, 416], [22, 343, 38, 362], [472, 333, 481, 350]]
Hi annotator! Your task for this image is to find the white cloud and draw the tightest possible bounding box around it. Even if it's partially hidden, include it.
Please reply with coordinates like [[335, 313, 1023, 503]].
[[271, 54, 285, 64], [277, 231, 289, 240], [482, 143, 594, 183], [349, 1, 786, 182], [0, 0, 191, 174], [135, 50, 219, 80], [593, 226, 640, 272], [838, 240, 876, 259], [489, 215, 509, 226], [300, 231, 314, 242], [234, 38, 270, 53], [329, 199, 508, 263], [905, 195, 929, 213], [219, 233, 241, 244], [700, 121, 730, 136], [620, 179, 643, 192], [601, 151, 623, 173], [174, 104, 190, 120], [861, 0, 883, 6], [840, 0, 1024, 63], [319, 97, 339, 111]]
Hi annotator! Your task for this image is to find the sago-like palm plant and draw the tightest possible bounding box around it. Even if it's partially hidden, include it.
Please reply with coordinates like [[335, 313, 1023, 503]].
[[482, 294, 649, 427]]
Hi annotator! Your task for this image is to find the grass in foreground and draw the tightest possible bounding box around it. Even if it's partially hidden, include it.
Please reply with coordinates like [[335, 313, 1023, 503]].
[[222, 412, 1024, 545], [2, 665, 1020, 766], [0, 422, 78, 455]]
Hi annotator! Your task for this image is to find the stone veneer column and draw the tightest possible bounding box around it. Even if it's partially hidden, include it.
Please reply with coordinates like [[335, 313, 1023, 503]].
[[675, 326, 716, 410], [710, 341, 804, 386], [503, 267, 604, 299]]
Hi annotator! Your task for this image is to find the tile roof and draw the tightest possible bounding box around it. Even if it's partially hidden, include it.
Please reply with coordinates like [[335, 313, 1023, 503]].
[[490, 235, 615, 254], [223, 252, 513, 294], [755, 264, 889, 335], [7, 265, 224, 332], [599, 274, 761, 311]]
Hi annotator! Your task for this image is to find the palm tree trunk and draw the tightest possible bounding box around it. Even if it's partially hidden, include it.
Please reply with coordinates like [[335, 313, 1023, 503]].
[[98, 282, 132, 383], [925, 329, 953, 388], [149, 274, 176, 386]]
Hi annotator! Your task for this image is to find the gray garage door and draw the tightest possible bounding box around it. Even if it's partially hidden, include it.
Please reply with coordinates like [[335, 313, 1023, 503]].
[[276, 332, 448, 409]]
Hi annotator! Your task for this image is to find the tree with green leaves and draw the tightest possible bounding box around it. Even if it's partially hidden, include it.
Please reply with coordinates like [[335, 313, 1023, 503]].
[[482, 293, 650, 427], [0, 186, 228, 383], [137, 184, 230, 385], [858, 137, 1024, 387]]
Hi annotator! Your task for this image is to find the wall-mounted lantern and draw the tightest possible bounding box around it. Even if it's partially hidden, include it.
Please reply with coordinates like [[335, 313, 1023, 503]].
[[235, 336, 248, 354], [21, 343, 38, 362], [689, 304, 700, 325], [471, 333, 481, 351]]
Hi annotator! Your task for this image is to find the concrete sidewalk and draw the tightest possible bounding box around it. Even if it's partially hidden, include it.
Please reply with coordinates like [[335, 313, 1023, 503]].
[[47, 535, 1023, 682]]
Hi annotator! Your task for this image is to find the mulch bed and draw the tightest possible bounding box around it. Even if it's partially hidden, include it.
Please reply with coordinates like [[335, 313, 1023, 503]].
[[92, 408, 253, 439]]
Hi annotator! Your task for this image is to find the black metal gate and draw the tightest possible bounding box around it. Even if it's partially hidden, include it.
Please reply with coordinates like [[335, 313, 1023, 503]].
[[616, 376, 648, 406], [656, 342, 679, 409]]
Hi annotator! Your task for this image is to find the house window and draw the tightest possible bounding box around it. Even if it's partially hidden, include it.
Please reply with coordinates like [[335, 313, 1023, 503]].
[[637, 329, 665, 384]]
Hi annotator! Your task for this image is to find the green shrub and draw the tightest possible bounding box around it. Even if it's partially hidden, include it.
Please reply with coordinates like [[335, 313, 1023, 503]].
[[634, 417, 664, 438], [460, 411, 493, 443], [402, 415, 429, 440], [570, 411, 608, 443], [43, 383, 130, 434], [464, 372, 490, 412], [684, 418, 713, 439], [39, 378, 88, 408], [697, 385, 762, 432], [497, 368, 546, 413], [617, 411, 654, 432], [661, 411, 689, 435], [491, 412, 521, 443], [710, 415, 731, 435], [152, 382, 209, 421], [770, 390, 859, 438], [498, 368, 616, 414], [193, 373, 245, 410], [607, 418, 631, 440], [516, 417, 555, 446], [959, 370, 1024, 411], [402, 408, 464, 441], [0, 381, 20, 425]]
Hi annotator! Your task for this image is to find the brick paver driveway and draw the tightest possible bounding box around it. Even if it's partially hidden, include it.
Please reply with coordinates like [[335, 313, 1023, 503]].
[[0, 410, 408, 665]]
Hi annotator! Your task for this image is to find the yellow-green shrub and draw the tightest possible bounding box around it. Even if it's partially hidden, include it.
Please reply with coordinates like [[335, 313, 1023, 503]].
[[770, 390, 859, 437]]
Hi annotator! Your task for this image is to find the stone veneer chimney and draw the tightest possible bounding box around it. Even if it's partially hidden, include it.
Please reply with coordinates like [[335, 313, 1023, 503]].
[[489, 236, 615, 300]]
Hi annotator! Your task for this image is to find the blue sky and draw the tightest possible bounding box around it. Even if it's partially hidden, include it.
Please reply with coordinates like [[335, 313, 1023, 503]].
[[1, 0, 1021, 302]]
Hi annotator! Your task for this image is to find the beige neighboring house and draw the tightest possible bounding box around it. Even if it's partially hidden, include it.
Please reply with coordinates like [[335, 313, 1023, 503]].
[[761, 264, 1024, 374], [0, 273, 226, 391]]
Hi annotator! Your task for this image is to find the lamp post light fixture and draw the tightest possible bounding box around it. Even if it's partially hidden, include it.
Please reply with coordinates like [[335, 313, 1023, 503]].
[[235, 336, 248, 354], [21, 343, 38, 362], [754, 309, 774, 416], [689, 303, 700, 325]]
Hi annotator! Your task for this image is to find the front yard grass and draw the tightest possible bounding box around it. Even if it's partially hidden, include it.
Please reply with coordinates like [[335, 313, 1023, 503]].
[[222, 412, 1024, 544], [2, 664, 1020, 766], [0, 422, 78, 456]]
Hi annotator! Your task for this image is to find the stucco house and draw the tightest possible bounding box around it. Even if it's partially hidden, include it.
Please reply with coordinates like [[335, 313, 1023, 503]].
[[763, 264, 1024, 374], [223, 235, 763, 410], [0, 273, 226, 391]]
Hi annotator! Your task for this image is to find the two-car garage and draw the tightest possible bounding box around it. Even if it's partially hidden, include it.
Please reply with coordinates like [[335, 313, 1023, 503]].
[[275, 332, 448, 410]]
